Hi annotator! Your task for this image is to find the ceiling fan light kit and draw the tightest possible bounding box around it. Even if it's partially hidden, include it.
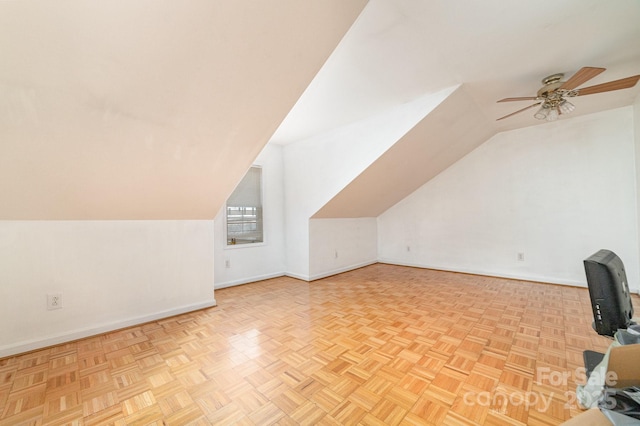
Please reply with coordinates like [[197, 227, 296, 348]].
[[533, 104, 554, 121], [558, 100, 576, 115], [496, 67, 640, 121], [533, 99, 575, 122]]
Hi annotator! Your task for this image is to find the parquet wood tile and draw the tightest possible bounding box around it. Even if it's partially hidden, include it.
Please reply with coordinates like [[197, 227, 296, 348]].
[[1, 264, 637, 425]]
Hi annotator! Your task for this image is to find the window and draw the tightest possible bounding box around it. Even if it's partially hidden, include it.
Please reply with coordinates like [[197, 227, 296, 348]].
[[226, 166, 263, 245]]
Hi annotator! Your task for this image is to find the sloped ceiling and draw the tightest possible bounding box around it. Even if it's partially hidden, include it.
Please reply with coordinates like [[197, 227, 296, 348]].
[[272, 0, 640, 145], [274, 0, 640, 219], [0, 0, 367, 219], [313, 85, 495, 218]]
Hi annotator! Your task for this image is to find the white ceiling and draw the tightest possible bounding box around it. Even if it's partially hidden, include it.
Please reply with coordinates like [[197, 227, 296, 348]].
[[270, 0, 640, 145]]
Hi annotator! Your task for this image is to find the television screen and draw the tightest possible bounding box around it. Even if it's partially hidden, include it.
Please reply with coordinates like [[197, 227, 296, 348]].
[[583, 249, 634, 337]]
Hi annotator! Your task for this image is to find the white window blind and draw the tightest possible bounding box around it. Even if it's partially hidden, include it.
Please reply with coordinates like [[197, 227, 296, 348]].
[[226, 166, 263, 245]]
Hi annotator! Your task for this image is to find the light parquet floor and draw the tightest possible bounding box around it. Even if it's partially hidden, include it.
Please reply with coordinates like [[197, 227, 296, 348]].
[[1, 264, 634, 425]]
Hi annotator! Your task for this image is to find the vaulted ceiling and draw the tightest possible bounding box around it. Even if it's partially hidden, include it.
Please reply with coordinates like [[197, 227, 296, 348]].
[[273, 0, 640, 219], [2, 0, 640, 221]]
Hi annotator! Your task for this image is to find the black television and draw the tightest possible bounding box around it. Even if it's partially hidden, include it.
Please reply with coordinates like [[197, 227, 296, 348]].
[[583, 249, 635, 337]]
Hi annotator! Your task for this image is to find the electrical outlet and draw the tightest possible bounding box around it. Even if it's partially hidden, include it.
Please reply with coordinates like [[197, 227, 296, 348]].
[[517, 252, 525, 262], [47, 293, 63, 310], [335, 250, 338, 259], [407, 245, 411, 252], [225, 259, 231, 268]]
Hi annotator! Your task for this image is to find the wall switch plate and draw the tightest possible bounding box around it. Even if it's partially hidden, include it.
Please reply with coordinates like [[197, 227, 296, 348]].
[[47, 293, 63, 310]]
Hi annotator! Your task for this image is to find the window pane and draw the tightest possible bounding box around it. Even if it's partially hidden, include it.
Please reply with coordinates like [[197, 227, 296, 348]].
[[226, 167, 263, 245]]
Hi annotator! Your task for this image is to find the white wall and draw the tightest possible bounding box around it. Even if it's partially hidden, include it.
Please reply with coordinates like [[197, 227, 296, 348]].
[[309, 218, 377, 280], [378, 107, 640, 291], [283, 89, 457, 279], [0, 220, 215, 357], [214, 144, 286, 288]]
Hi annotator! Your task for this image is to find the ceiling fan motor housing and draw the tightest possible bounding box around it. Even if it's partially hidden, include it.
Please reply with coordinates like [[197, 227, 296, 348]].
[[537, 73, 566, 100]]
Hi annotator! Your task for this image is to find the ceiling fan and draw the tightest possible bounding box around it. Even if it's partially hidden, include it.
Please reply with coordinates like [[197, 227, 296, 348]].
[[496, 67, 640, 121]]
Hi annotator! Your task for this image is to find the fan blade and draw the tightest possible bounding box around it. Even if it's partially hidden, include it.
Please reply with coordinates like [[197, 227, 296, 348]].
[[496, 102, 541, 121], [577, 75, 640, 96], [497, 97, 539, 102], [559, 67, 605, 90]]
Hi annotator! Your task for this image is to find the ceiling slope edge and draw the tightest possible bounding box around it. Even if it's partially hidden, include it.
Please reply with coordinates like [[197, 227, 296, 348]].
[[290, 85, 459, 222], [312, 85, 496, 218]]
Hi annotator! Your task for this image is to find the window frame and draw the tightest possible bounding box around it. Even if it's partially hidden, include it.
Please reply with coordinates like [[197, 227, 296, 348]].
[[224, 165, 266, 249]]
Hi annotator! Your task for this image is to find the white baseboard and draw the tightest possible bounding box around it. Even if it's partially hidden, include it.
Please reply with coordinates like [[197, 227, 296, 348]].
[[215, 272, 287, 289], [377, 258, 587, 288], [220, 262, 378, 284], [214, 262, 378, 288], [309, 260, 377, 281], [0, 299, 217, 358], [285, 271, 311, 282]]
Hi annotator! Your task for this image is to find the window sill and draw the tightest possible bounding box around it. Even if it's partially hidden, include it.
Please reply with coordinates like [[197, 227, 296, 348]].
[[224, 242, 267, 250]]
